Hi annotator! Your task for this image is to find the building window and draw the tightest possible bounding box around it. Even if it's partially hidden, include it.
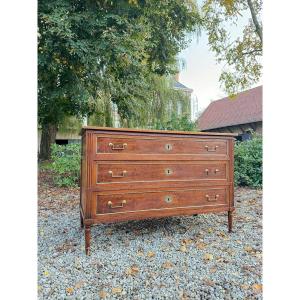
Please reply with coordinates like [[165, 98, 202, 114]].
[[177, 101, 183, 115], [237, 131, 252, 141], [55, 139, 68, 145]]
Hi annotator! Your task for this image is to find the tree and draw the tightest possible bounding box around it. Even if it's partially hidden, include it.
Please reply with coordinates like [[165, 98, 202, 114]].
[[38, 0, 200, 159], [200, 0, 262, 94]]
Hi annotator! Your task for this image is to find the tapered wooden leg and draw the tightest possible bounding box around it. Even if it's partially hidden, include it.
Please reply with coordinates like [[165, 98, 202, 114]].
[[85, 225, 91, 255], [228, 211, 233, 233], [80, 212, 84, 228]]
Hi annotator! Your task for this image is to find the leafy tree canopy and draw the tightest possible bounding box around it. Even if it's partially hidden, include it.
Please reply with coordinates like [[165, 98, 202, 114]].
[[200, 0, 262, 94], [38, 0, 200, 126]]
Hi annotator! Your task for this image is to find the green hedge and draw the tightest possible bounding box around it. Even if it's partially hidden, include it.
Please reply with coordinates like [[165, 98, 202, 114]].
[[49, 143, 81, 187], [47, 134, 262, 188], [234, 134, 262, 188]]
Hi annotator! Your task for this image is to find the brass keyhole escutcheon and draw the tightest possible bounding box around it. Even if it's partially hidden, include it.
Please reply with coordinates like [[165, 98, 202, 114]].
[[165, 143, 172, 151], [164, 195, 173, 203], [165, 168, 173, 175]]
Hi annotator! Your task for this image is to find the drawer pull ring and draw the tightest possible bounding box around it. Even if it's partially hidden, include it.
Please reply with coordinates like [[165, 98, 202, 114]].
[[108, 170, 127, 178], [206, 194, 219, 202], [215, 169, 219, 174], [107, 200, 127, 208], [109, 142, 127, 150], [205, 145, 219, 152], [205, 168, 209, 175]]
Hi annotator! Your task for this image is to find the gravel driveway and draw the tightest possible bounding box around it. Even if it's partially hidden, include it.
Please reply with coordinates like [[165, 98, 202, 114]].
[[38, 171, 262, 299]]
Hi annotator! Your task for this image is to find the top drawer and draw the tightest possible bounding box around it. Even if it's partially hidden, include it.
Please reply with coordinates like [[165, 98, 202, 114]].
[[93, 134, 228, 160]]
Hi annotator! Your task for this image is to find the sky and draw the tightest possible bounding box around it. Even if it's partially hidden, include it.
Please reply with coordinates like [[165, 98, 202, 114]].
[[178, 2, 261, 118]]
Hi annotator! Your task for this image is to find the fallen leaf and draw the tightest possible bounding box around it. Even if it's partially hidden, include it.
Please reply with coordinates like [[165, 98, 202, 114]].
[[244, 246, 253, 253], [207, 228, 214, 234], [203, 279, 214, 286], [162, 261, 173, 269], [126, 265, 139, 276], [226, 249, 235, 256], [241, 284, 249, 290], [161, 246, 170, 252], [252, 284, 263, 292], [181, 239, 193, 245], [216, 257, 224, 263], [180, 245, 188, 252], [242, 265, 253, 273], [75, 281, 84, 289], [99, 290, 108, 298], [43, 271, 49, 277], [66, 287, 74, 295], [196, 242, 207, 250], [112, 287, 122, 294], [180, 291, 189, 300], [147, 251, 155, 258], [106, 229, 113, 236], [203, 253, 214, 261], [209, 267, 217, 273], [218, 231, 226, 237], [248, 199, 257, 204]]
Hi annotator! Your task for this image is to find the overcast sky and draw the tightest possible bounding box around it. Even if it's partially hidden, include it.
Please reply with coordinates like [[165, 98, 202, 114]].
[[178, 2, 261, 116]]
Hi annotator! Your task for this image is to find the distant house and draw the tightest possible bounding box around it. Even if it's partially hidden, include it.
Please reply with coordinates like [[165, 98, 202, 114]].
[[172, 78, 193, 118], [197, 86, 262, 141]]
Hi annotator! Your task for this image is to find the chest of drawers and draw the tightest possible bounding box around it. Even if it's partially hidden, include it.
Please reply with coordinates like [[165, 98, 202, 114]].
[[80, 126, 236, 255]]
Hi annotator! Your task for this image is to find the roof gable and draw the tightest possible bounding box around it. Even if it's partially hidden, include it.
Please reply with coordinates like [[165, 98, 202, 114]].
[[197, 86, 262, 131], [173, 80, 193, 92]]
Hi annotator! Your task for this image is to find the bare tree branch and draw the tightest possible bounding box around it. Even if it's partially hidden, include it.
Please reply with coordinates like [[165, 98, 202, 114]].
[[241, 48, 262, 56], [247, 0, 263, 43]]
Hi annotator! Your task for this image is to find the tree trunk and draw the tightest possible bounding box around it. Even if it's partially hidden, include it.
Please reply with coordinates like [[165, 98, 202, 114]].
[[247, 0, 263, 43], [39, 123, 58, 160]]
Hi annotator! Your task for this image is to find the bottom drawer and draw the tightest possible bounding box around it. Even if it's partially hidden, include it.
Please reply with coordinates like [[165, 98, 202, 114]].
[[93, 187, 228, 216]]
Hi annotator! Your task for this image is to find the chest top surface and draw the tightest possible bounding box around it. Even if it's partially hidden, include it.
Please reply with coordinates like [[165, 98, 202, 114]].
[[81, 126, 237, 138]]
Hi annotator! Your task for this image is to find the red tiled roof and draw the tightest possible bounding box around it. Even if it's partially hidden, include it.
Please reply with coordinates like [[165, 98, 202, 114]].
[[197, 86, 262, 131]]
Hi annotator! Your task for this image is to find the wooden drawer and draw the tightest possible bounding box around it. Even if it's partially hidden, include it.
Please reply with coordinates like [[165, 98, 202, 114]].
[[94, 161, 227, 185], [94, 135, 228, 157], [92, 187, 228, 216]]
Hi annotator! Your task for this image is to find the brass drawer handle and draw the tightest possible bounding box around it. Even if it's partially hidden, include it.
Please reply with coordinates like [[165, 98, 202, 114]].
[[108, 170, 127, 178], [205, 145, 219, 152], [109, 142, 127, 150], [205, 169, 219, 175], [206, 194, 219, 202], [107, 200, 127, 208]]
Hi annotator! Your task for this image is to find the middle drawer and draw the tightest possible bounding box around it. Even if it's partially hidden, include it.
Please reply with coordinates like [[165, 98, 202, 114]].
[[93, 161, 228, 185]]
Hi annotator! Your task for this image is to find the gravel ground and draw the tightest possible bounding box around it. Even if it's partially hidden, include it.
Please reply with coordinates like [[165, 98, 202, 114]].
[[38, 170, 262, 299]]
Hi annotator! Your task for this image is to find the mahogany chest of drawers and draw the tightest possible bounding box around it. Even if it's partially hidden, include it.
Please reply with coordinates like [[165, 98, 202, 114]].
[[80, 126, 236, 255]]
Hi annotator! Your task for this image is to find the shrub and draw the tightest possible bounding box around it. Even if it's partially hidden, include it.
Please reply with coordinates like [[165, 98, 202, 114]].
[[49, 143, 81, 187], [154, 113, 197, 131], [234, 134, 262, 188]]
